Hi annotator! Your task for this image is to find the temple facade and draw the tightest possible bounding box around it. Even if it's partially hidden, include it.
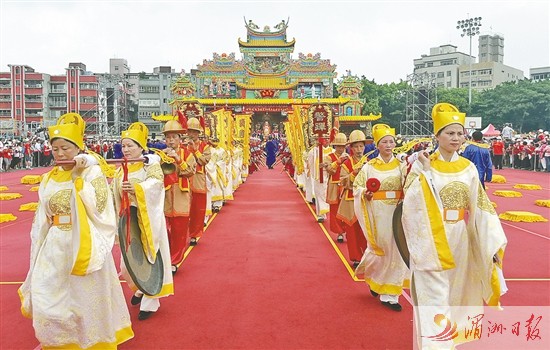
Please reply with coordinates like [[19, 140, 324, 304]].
[[172, 19, 379, 136]]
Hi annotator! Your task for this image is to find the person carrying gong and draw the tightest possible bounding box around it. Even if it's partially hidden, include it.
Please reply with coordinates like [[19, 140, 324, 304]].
[[112, 122, 174, 321], [353, 124, 409, 312]]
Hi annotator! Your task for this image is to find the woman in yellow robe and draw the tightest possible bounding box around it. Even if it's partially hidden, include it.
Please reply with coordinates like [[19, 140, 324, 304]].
[[18, 113, 133, 349], [112, 122, 173, 321], [354, 124, 410, 311], [402, 104, 507, 349]]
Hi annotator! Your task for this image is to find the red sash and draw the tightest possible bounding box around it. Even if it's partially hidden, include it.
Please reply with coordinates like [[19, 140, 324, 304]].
[[328, 153, 341, 183]]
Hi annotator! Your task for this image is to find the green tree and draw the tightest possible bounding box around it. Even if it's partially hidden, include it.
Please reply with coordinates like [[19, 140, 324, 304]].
[[434, 87, 475, 113], [358, 78, 408, 131], [360, 77, 381, 115], [474, 80, 550, 132], [378, 81, 408, 131]]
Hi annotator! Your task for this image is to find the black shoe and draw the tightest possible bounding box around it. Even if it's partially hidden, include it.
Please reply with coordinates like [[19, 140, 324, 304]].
[[131, 294, 143, 306], [352, 261, 360, 268], [138, 311, 154, 320], [317, 217, 325, 223], [337, 234, 344, 243], [171, 265, 178, 276], [381, 301, 402, 312], [190, 238, 197, 246], [370, 290, 379, 298], [213, 207, 220, 213]]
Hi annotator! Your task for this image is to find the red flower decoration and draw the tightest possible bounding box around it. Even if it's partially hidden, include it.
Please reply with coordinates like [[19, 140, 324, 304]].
[[366, 178, 381, 192]]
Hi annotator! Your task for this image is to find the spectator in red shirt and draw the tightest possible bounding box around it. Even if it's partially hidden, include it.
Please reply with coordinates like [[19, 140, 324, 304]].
[[521, 141, 534, 170], [492, 136, 505, 169], [3, 145, 13, 171], [23, 139, 32, 169], [512, 141, 523, 168], [42, 140, 52, 166], [543, 140, 550, 173], [102, 142, 109, 158]]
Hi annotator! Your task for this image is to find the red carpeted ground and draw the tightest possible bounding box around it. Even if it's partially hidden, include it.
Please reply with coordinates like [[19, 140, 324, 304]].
[[1, 165, 548, 349]]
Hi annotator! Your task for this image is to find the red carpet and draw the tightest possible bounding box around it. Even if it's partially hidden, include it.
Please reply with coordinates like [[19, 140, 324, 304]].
[[120, 165, 413, 349], [1, 165, 549, 349]]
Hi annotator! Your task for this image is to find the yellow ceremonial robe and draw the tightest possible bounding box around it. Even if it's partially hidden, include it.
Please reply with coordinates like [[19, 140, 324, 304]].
[[19, 164, 133, 349], [112, 161, 174, 298], [353, 156, 410, 296], [402, 151, 507, 349]]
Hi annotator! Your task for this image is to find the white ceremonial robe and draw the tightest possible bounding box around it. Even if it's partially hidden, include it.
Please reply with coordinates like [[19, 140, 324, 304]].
[[353, 156, 410, 298], [205, 153, 215, 216], [402, 151, 507, 349], [19, 164, 133, 349], [303, 150, 314, 203], [232, 146, 243, 190], [206, 147, 224, 205], [223, 148, 234, 200], [112, 161, 173, 310], [307, 146, 331, 217]]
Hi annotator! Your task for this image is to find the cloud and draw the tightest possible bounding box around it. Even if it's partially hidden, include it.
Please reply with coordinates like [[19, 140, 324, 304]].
[[1, 0, 548, 83]]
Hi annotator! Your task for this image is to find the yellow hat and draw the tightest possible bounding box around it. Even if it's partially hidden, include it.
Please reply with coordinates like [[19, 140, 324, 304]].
[[187, 117, 203, 132], [48, 113, 86, 150], [372, 124, 396, 145], [432, 103, 465, 135], [163, 120, 186, 135], [121, 122, 149, 150], [347, 130, 367, 145], [331, 132, 347, 146]]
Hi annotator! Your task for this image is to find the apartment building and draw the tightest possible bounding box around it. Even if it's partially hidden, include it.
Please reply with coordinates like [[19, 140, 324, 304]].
[[413, 34, 524, 91], [0, 63, 99, 138], [413, 44, 474, 88], [133, 66, 180, 134], [458, 61, 523, 90]]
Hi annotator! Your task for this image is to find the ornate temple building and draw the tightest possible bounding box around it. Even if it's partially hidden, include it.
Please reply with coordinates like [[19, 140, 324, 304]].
[[172, 19, 379, 135]]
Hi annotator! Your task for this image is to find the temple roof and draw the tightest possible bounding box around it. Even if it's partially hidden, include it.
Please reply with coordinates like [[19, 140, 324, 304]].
[[171, 97, 350, 106], [338, 114, 382, 122], [238, 38, 296, 48], [235, 77, 298, 90], [244, 18, 289, 37]]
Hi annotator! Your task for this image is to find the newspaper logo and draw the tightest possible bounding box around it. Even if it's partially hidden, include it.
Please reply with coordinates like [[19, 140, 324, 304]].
[[423, 314, 458, 342]]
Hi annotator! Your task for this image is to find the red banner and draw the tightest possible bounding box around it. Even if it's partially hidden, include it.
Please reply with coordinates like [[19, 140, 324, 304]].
[[243, 105, 290, 113], [308, 103, 332, 137], [180, 101, 204, 119]]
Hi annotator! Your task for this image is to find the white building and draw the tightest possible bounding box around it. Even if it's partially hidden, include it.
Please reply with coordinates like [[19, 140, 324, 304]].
[[530, 66, 550, 81], [132, 66, 180, 134], [413, 44, 473, 88], [413, 34, 524, 91]]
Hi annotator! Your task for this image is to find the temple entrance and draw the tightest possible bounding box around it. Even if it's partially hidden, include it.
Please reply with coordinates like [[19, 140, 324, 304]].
[[251, 112, 286, 139]]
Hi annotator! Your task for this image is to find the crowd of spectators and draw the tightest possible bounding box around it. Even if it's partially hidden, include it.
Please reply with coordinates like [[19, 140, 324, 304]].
[[488, 126, 550, 172], [0, 137, 53, 171], [1, 124, 548, 173], [0, 134, 179, 172]]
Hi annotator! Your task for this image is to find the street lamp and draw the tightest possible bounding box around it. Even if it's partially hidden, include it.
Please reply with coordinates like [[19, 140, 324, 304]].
[[456, 16, 482, 107]]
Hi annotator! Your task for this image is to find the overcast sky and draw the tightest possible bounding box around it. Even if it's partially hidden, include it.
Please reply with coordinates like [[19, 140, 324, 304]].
[[1, 0, 548, 84]]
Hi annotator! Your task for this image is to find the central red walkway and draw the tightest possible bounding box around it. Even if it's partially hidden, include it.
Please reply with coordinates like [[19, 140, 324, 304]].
[[121, 165, 413, 349]]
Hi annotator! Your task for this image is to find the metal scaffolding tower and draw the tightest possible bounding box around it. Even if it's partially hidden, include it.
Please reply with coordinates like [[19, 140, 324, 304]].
[[400, 72, 436, 137], [96, 74, 132, 138]]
